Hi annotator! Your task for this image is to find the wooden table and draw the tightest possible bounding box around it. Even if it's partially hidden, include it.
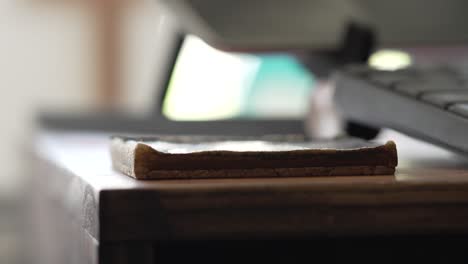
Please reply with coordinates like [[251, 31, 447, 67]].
[[30, 130, 468, 263]]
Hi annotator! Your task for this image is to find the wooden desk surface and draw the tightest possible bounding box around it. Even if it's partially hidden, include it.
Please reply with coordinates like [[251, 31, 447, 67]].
[[34, 130, 468, 243]]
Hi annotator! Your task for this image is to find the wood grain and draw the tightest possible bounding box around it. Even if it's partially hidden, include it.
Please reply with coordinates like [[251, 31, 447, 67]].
[[33, 130, 468, 244]]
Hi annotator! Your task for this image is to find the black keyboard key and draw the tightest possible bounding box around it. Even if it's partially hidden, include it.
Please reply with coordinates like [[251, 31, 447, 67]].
[[449, 103, 468, 117], [421, 91, 468, 107], [422, 65, 460, 78], [449, 63, 468, 82], [394, 78, 464, 96], [368, 75, 408, 87], [367, 71, 415, 87]]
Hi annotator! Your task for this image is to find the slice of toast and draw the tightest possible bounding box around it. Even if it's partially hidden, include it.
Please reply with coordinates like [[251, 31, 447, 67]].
[[110, 136, 397, 180]]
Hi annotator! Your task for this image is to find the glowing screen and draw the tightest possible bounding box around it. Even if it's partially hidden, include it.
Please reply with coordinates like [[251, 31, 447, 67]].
[[163, 35, 315, 120]]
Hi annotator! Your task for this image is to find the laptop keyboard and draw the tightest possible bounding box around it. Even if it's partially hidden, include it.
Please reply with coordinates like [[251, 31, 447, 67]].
[[351, 66, 468, 112], [334, 65, 468, 155]]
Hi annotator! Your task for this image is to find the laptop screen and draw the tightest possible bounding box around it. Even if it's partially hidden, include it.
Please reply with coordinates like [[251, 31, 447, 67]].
[[161, 35, 316, 121]]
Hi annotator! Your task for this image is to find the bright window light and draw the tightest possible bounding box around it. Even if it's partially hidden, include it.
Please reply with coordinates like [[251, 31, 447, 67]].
[[369, 49, 412, 71], [163, 36, 260, 121], [162, 35, 315, 121]]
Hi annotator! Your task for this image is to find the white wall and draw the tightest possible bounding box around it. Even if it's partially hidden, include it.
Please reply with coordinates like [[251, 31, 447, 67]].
[[0, 0, 172, 197]]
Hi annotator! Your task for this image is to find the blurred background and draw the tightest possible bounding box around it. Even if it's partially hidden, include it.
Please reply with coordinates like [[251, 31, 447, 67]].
[[3, 0, 468, 262], [0, 0, 171, 262]]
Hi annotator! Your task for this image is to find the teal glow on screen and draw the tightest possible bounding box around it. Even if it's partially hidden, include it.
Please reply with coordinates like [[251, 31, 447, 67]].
[[163, 35, 315, 121]]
